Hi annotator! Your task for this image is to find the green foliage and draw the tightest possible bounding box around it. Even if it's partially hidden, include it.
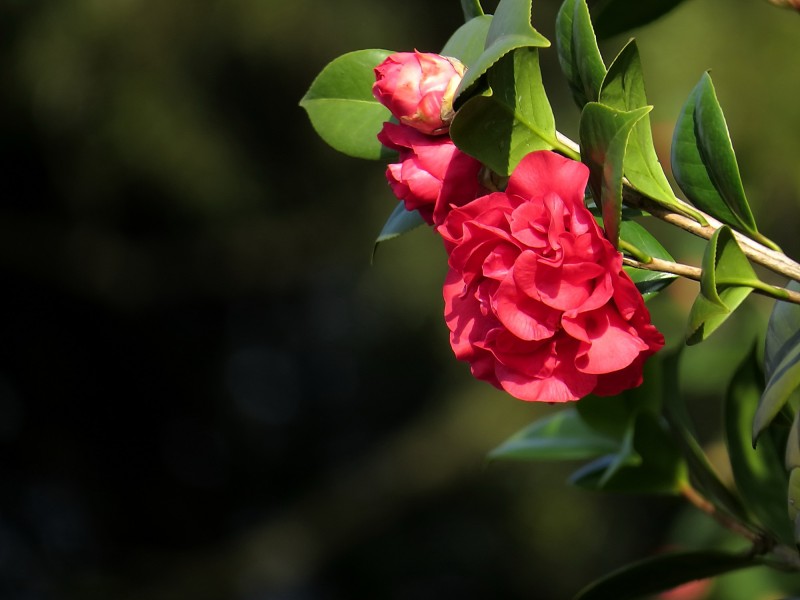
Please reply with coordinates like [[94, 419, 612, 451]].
[[724, 348, 793, 545], [454, 0, 550, 105], [374, 202, 425, 248], [555, 0, 606, 109], [450, 47, 557, 175], [687, 226, 759, 344], [618, 220, 677, 299], [755, 281, 800, 443], [671, 73, 778, 250], [579, 102, 651, 247], [591, 0, 691, 40], [574, 549, 763, 600], [460, 0, 484, 21], [441, 15, 493, 67], [300, 49, 394, 160]]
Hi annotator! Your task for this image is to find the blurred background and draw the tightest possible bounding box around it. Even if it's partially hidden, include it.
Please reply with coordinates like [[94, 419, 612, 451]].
[[1, 0, 799, 598]]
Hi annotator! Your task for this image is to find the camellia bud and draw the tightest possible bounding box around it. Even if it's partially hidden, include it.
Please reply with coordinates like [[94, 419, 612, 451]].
[[373, 51, 466, 135]]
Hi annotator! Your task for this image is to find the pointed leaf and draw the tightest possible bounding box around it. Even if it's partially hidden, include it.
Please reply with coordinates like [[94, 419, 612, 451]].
[[591, 0, 691, 40], [672, 74, 776, 248], [441, 15, 493, 68], [454, 0, 550, 105], [451, 47, 556, 176], [724, 348, 792, 545], [488, 408, 618, 461], [575, 550, 763, 600], [461, 0, 485, 21], [555, 0, 606, 108], [687, 226, 758, 345], [580, 102, 652, 247], [619, 220, 678, 299], [300, 49, 394, 160], [374, 202, 425, 247], [755, 281, 800, 442]]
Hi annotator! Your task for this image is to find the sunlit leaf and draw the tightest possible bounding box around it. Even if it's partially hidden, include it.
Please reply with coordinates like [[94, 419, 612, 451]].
[[555, 0, 606, 108], [724, 348, 792, 545], [687, 226, 758, 345], [454, 0, 550, 105], [591, 0, 691, 40], [451, 47, 556, 175], [441, 15, 493, 67], [574, 550, 763, 600], [488, 408, 618, 461], [755, 281, 800, 443], [579, 102, 652, 247], [300, 49, 394, 160]]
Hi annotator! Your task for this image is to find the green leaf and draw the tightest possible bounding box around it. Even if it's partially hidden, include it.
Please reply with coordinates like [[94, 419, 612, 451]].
[[450, 47, 557, 176], [300, 49, 394, 160], [441, 15, 493, 68], [461, 0, 484, 21], [591, 0, 691, 40], [755, 281, 800, 442], [454, 0, 550, 106], [579, 102, 652, 247], [687, 226, 758, 345], [724, 347, 792, 545], [488, 408, 618, 461], [619, 219, 677, 299], [662, 349, 749, 521], [555, 0, 606, 109], [786, 410, 800, 470], [574, 550, 763, 600], [671, 74, 777, 249], [374, 202, 425, 248], [788, 468, 800, 525]]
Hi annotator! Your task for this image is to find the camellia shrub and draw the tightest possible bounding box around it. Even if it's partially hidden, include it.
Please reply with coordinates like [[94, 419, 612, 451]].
[[301, 0, 800, 597]]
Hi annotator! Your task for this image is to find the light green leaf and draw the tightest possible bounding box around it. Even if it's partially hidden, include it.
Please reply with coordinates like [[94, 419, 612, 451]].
[[591, 0, 691, 40], [454, 0, 550, 105], [579, 102, 652, 247], [300, 49, 394, 160], [724, 348, 792, 545], [754, 281, 800, 443], [450, 47, 557, 176], [488, 408, 618, 461], [441, 15, 493, 67], [555, 0, 606, 109], [575, 550, 763, 600], [671, 74, 778, 249], [687, 226, 758, 345]]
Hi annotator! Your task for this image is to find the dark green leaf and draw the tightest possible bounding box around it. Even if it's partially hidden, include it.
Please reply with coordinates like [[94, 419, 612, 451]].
[[454, 0, 550, 106], [724, 347, 792, 545], [619, 220, 677, 299], [671, 74, 777, 249], [788, 468, 800, 527], [441, 15, 493, 68], [574, 550, 763, 600], [591, 0, 691, 40], [300, 49, 393, 160], [488, 408, 618, 461], [579, 102, 651, 247], [687, 226, 758, 345], [555, 0, 606, 108], [374, 202, 425, 249], [451, 47, 557, 176], [786, 410, 800, 470], [755, 281, 800, 443], [461, 0, 485, 21]]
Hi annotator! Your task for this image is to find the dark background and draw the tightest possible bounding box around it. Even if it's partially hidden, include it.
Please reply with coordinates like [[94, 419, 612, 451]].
[[0, 0, 799, 598]]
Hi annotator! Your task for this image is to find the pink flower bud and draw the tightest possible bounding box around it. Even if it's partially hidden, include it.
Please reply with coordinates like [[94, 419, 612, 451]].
[[373, 51, 466, 135]]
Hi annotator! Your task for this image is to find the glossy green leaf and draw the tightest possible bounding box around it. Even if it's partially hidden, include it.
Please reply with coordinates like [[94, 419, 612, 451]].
[[580, 102, 652, 247], [441, 15, 493, 67], [300, 49, 393, 160], [755, 281, 800, 443], [575, 550, 763, 600], [724, 348, 792, 544], [374, 202, 425, 248], [488, 408, 618, 461], [454, 0, 550, 106], [671, 74, 777, 249], [662, 349, 749, 521], [451, 47, 556, 176], [687, 226, 758, 345], [461, 0, 484, 21], [591, 0, 691, 40], [555, 0, 606, 108], [619, 220, 678, 299]]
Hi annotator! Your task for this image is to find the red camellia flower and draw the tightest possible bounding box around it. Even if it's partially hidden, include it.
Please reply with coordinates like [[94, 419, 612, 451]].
[[378, 121, 484, 226], [438, 150, 664, 403], [372, 51, 465, 135]]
